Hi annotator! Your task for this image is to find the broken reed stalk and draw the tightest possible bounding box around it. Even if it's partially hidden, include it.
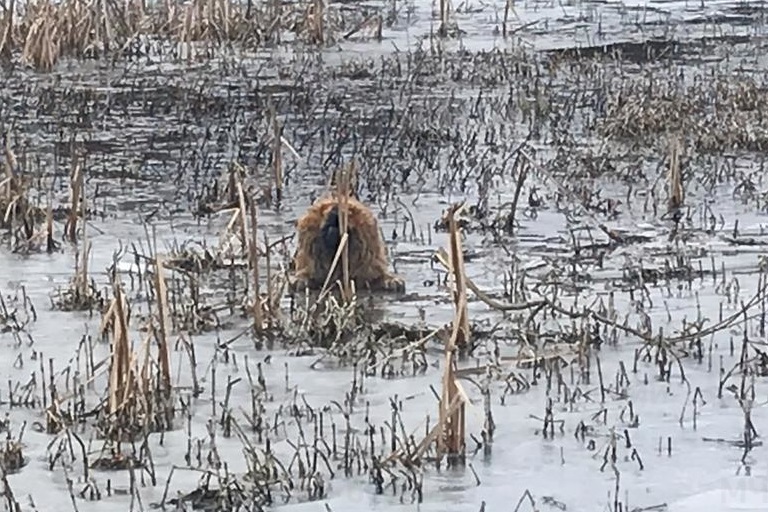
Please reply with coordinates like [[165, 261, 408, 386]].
[[2, 138, 17, 208], [77, 222, 91, 301], [434, 247, 546, 312], [108, 283, 133, 418], [270, 104, 283, 208], [315, 229, 350, 303], [153, 253, 172, 399], [447, 203, 470, 352], [226, 163, 240, 205], [45, 196, 54, 253], [507, 154, 529, 234], [667, 137, 684, 212], [437, 203, 469, 463], [502, 0, 514, 38], [236, 171, 250, 255], [77, 178, 90, 297], [249, 200, 264, 333], [65, 160, 83, 243], [337, 163, 353, 301]]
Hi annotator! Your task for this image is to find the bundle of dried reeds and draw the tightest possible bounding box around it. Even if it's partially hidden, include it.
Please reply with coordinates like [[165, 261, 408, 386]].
[[98, 279, 174, 441]]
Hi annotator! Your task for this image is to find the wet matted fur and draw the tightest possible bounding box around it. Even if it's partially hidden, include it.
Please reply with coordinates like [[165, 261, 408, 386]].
[[289, 194, 405, 293]]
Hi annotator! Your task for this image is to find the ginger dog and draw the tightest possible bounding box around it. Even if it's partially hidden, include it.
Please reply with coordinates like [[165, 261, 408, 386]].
[[290, 194, 405, 293]]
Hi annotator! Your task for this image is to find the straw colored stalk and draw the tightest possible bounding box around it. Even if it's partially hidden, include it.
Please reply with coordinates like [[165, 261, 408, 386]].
[[315, 230, 350, 302], [248, 201, 265, 332], [314, 162, 354, 299], [76, 239, 92, 300], [2, 138, 18, 206], [217, 206, 243, 258], [271, 105, 283, 207], [75, 188, 90, 298], [236, 168, 249, 255], [153, 254, 172, 396], [667, 137, 684, 211], [337, 163, 352, 301], [382, 204, 472, 466], [446, 203, 469, 350], [65, 160, 83, 243], [108, 284, 134, 417], [261, 231, 285, 323], [434, 246, 545, 313], [436, 203, 469, 459]]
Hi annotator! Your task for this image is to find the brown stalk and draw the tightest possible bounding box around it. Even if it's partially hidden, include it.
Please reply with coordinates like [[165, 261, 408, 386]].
[[99, 296, 116, 337], [65, 159, 83, 243], [3, 137, 16, 202], [436, 203, 469, 462], [434, 247, 545, 312], [153, 254, 172, 397], [446, 203, 469, 351], [314, 231, 349, 306], [226, 163, 239, 205], [77, 185, 90, 298], [337, 163, 352, 301], [108, 283, 133, 417], [236, 175, 249, 255], [249, 201, 264, 332], [667, 137, 684, 211], [76, 235, 91, 301], [270, 104, 283, 208]]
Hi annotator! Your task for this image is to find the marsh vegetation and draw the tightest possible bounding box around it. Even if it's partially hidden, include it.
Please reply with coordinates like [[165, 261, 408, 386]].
[[1, 1, 768, 511]]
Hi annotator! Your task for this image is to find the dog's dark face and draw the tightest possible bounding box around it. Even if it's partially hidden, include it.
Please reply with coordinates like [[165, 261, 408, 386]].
[[320, 206, 341, 255]]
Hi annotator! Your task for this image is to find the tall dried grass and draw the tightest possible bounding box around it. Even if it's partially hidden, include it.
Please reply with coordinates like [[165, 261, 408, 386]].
[[19, 0, 138, 71], [100, 278, 174, 440], [1, 0, 352, 70], [1, 137, 49, 251]]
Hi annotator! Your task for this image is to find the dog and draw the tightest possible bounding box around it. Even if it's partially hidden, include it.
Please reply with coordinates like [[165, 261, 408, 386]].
[[289, 194, 405, 294]]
